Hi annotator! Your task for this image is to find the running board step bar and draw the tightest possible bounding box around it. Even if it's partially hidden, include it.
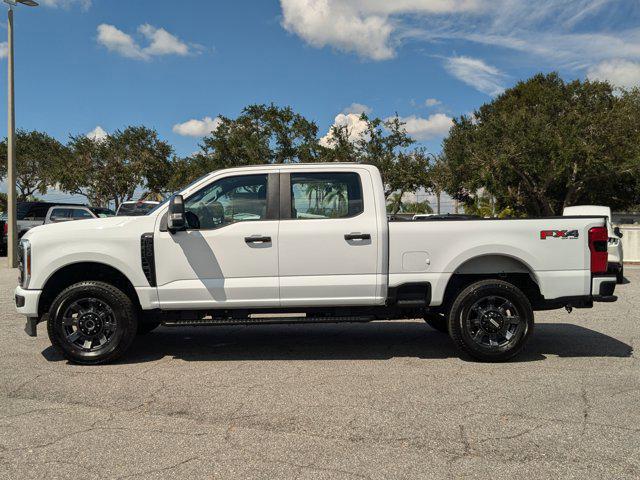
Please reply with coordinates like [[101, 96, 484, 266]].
[[161, 315, 375, 327]]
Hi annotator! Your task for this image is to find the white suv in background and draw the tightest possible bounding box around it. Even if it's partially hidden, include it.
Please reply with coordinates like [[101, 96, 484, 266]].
[[563, 205, 624, 283], [44, 205, 115, 224]]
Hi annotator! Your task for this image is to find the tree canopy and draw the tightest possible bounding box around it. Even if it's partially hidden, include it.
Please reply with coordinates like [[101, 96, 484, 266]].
[[4, 76, 640, 216], [442, 73, 640, 216], [60, 126, 173, 207], [0, 130, 69, 201]]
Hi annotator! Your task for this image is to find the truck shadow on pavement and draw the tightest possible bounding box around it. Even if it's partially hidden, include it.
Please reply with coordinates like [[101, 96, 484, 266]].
[[42, 321, 634, 364]]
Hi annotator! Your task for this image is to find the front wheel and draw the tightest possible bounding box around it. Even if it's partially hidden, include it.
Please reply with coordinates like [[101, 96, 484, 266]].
[[617, 265, 624, 284], [47, 281, 138, 365], [448, 279, 533, 362]]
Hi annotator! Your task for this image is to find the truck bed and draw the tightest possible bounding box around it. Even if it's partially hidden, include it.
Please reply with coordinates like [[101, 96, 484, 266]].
[[388, 216, 606, 306]]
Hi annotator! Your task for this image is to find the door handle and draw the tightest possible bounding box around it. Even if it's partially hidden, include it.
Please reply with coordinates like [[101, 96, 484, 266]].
[[245, 235, 272, 244], [344, 233, 371, 241]]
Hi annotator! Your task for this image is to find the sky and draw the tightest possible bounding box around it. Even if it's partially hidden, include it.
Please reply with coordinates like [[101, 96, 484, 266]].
[[1, 0, 640, 206]]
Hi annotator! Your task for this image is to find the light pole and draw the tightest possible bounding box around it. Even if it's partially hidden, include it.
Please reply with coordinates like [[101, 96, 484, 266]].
[[4, 0, 38, 268]]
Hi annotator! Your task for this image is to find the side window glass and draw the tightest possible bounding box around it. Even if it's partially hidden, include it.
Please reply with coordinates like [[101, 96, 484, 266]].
[[72, 209, 93, 219], [290, 172, 363, 219], [26, 205, 49, 220], [184, 174, 268, 229], [50, 209, 71, 221]]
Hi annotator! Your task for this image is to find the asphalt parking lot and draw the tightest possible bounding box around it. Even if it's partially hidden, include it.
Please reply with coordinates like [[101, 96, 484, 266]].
[[0, 265, 639, 479]]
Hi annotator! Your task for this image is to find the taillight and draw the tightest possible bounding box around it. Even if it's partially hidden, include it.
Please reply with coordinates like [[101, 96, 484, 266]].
[[588, 226, 608, 274], [3, 222, 7, 235]]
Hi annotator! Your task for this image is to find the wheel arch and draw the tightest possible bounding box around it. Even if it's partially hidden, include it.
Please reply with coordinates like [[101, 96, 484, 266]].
[[440, 254, 543, 313], [38, 261, 141, 318]]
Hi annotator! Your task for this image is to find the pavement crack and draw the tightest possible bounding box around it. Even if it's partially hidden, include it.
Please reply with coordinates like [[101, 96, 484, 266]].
[[115, 456, 199, 479]]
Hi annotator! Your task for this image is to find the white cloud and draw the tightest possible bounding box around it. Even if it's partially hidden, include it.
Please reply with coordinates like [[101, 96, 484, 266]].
[[319, 112, 369, 147], [279, 1, 485, 60], [0, 42, 7, 60], [280, 0, 395, 60], [86, 125, 107, 141], [341, 102, 372, 115], [97, 24, 194, 60], [173, 116, 222, 137], [321, 110, 453, 146], [139, 24, 190, 57], [587, 59, 640, 89], [424, 98, 442, 107], [279, 0, 640, 89], [97, 24, 145, 60], [393, 113, 453, 140], [444, 56, 506, 96], [39, 0, 91, 10]]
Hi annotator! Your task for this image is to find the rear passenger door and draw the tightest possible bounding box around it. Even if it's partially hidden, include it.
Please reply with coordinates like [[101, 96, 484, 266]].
[[278, 169, 381, 306]]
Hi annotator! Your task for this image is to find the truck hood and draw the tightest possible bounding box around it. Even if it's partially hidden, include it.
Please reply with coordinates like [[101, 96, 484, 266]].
[[22, 215, 157, 240]]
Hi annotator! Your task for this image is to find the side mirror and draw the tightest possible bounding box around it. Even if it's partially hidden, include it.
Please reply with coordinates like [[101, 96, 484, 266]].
[[167, 195, 186, 232], [613, 226, 623, 238]]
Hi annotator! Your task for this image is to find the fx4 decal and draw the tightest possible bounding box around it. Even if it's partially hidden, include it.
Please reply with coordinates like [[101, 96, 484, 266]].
[[540, 229, 579, 240]]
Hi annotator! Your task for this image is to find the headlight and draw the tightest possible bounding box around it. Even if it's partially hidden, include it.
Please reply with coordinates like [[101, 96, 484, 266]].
[[18, 239, 31, 288]]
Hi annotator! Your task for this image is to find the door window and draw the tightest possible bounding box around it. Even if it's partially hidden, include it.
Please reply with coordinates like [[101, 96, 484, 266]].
[[25, 205, 50, 221], [49, 208, 73, 222], [290, 172, 363, 219], [184, 174, 269, 229], [72, 209, 94, 219]]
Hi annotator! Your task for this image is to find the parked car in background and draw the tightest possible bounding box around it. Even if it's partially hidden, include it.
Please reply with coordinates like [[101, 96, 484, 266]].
[[1, 202, 113, 256], [563, 205, 624, 283], [44, 205, 115, 224], [116, 200, 160, 216], [1, 202, 78, 256]]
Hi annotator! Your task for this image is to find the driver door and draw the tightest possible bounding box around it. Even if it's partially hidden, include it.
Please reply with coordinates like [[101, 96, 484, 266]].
[[154, 172, 280, 309]]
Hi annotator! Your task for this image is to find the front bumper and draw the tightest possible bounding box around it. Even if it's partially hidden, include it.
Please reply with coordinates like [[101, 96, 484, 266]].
[[15, 286, 42, 337]]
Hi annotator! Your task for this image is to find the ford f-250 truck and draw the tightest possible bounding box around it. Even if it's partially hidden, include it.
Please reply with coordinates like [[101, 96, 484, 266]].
[[15, 164, 617, 364]]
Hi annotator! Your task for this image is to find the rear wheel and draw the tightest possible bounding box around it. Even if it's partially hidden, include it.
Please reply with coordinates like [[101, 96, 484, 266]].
[[448, 279, 533, 362], [424, 312, 448, 333], [617, 265, 624, 284], [47, 281, 138, 365]]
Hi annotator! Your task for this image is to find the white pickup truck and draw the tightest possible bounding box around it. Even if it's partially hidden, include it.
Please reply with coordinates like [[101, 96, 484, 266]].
[[15, 164, 617, 364]]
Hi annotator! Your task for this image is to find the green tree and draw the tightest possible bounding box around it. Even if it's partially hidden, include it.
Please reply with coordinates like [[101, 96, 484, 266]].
[[386, 193, 433, 214], [318, 123, 359, 162], [443, 73, 640, 216], [428, 154, 451, 215], [319, 114, 433, 203], [0, 130, 69, 201], [61, 126, 173, 208], [183, 104, 321, 184], [355, 116, 431, 199]]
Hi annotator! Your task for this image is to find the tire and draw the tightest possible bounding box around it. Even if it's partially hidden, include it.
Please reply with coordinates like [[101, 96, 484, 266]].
[[137, 321, 160, 335], [47, 281, 138, 365], [448, 279, 533, 362], [617, 265, 624, 284], [424, 312, 448, 333]]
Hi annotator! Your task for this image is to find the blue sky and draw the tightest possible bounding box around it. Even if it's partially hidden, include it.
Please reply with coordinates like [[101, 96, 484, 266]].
[[1, 0, 640, 205]]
